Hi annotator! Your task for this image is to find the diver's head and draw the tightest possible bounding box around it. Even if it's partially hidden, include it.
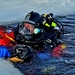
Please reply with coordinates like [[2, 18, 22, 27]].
[[25, 11, 41, 26], [20, 11, 42, 40], [23, 22, 34, 34]]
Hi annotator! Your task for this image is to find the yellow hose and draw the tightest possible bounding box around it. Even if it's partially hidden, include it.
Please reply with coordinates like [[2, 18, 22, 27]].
[[5, 35, 15, 42]]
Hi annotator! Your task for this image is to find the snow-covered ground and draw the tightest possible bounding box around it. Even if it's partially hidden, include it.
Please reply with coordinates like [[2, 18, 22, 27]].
[[0, 58, 23, 75], [0, 0, 75, 23]]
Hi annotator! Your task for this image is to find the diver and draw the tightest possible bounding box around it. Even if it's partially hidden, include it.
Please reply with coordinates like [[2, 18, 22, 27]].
[[15, 11, 63, 48]]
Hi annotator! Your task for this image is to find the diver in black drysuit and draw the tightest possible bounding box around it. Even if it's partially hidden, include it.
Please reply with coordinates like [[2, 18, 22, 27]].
[[15, 11, 63, 49], [9, 11, 63, 62]]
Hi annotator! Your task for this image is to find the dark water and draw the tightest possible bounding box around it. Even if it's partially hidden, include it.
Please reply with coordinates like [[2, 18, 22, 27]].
[[13, 14, 75, 75]]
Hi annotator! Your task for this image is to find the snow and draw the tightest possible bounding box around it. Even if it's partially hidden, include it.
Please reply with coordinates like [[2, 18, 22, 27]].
[[0, 0, 75, 22], [0, 58, 23, 75]]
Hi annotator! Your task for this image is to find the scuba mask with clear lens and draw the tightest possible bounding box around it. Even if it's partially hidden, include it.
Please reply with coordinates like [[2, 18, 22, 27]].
[[24, 28, 41, 35], [19, 26, 42, 40], [23, 28, 33, 40], [19, 27, 33, 40]]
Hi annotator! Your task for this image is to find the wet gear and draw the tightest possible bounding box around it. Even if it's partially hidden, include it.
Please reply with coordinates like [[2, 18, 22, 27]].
[[11, 44, 34, 62], [12, 11, 64, 62], [15, 12, 63, 47]]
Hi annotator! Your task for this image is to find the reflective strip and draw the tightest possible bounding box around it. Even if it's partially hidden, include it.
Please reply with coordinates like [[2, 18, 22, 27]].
[[5, 35, 15, 42], [43, 21, 50, 27], [44, 21, 57, 27], [45, 23, 50, 27], [52, 22, 57, 27]]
